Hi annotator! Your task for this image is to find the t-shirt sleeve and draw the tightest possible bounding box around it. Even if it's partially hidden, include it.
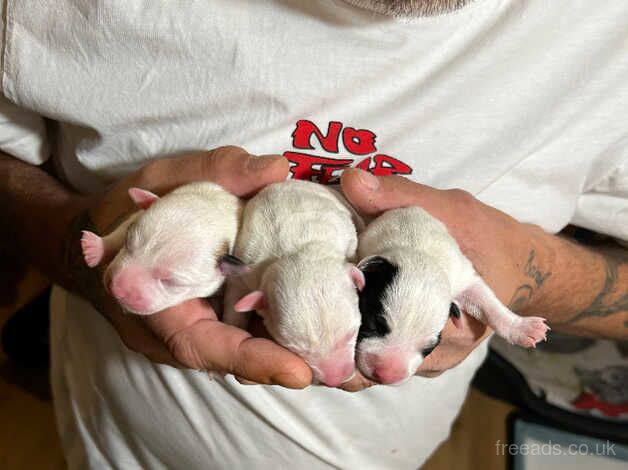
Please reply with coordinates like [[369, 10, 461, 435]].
[[0, 93, 50, 164], [571, 153, 628, 243]]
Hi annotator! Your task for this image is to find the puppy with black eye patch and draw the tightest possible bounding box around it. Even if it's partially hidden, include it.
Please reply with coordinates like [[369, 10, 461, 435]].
[[357, 207, 549, 385], [80, 182, 247, 315]]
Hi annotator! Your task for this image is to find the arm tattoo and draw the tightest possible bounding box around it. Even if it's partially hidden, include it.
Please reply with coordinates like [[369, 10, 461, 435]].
[[562, 247, 628, 325], [508, 249, 551, 311]]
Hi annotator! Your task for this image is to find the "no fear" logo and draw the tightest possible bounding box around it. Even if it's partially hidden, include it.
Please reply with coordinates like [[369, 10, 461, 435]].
[[284, 120, 413, 184]]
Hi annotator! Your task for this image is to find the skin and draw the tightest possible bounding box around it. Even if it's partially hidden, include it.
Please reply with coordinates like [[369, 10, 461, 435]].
[[337, 169, 628, 392], [0, 147, 312, 388], [2, 153, 626, 392], [344, 0, 475, 17]]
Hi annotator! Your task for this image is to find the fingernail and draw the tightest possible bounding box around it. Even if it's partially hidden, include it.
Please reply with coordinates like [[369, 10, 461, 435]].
[[356, 170, 379, 191], [235, 376, 259, 386], [247, 155, 278, 171]]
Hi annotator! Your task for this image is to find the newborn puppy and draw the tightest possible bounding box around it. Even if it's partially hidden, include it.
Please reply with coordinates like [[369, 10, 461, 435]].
[[357, 207, 549, 385], [81, 182, 246, 315], [223, 179, 364, 387]]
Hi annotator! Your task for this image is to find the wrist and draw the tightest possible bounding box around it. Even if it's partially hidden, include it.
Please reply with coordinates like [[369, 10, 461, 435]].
[[56, 195, 94, 289], [16, 189, 92, 289]]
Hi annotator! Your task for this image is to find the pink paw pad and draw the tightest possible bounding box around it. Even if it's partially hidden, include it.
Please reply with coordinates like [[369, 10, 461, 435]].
[[513, 317, 549, 348], [81, 230, 104, 267]]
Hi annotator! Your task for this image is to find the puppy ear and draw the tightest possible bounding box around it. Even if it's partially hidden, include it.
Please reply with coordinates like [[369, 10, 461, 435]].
[[449, 302, 463, 329], [357, 255, 393, 272], [347, 264, 365, 291], [218, 254, 250, 277], [128, 187, 160, 209], [234, 291, 266, 314]]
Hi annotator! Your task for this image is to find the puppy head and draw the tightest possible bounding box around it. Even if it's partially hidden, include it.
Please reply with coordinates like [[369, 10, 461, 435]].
[[356, 254, 457, 385], [235, 253, 364, 387], [105, 188, 246, 315]]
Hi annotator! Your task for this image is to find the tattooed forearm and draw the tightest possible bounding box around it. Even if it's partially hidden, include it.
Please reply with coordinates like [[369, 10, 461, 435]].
[[509, 227, 627, 339], [531, 228, 628, 338]]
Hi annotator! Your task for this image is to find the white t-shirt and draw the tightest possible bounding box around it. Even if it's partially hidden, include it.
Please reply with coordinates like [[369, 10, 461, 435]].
[[2, 0, 627, 468]]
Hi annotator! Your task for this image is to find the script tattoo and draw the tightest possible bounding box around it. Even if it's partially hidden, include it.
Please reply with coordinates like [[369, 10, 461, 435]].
[[524, 250, 551, 288], [508, 249, 551, 311]]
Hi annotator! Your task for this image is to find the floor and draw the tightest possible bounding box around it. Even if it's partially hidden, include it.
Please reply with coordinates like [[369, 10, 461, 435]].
[[0, 265, 514, 470], [0, 266, 65, 470]]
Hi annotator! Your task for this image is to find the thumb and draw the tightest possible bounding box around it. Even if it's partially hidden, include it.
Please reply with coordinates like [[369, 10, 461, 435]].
[[137, 146, 290, 198], [145, 298, 313, 388], [340, 168, 445, 216], [93, 146, 289, 232], [189, 146, 290, 198]]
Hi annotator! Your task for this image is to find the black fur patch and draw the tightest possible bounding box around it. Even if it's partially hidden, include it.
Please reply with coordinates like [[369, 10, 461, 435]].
[[357, 257, 398, 342]]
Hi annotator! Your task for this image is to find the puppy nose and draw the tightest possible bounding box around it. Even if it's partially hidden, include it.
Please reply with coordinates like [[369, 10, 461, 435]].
[[109, 266, 153, 313], [362, 351, 410, 385], [317, 361, 355, 387]]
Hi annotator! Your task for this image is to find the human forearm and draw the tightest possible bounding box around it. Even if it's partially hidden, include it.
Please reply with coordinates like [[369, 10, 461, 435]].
[[0, 153, 89, 289], [2, 148, 312, 386], [516, 229, 628, 340], [336, 171, 628, 389]]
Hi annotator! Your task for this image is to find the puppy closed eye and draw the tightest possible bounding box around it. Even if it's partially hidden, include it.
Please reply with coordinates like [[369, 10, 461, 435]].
[[160, 278, 182, 287], [157, 275, 189, 290]]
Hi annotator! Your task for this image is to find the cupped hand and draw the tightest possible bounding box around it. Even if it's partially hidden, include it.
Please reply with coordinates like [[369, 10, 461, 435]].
[[338, 168, 548, 389], [65, 146, 312, 388]]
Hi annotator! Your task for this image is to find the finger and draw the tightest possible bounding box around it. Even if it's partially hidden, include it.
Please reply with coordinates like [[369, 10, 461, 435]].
[[340, 168, 447, 216], [338, 370, 376, 392], [194, 147, 290, 198], [145, 299, 312, 388], [179, 322, 312, 388], [106, 308, 183, 368], [415, 369, 445, 378], [441, 312, 492, 348], [95, 147, 290, 228], [234, 376, 261, 386], [140, 146, 290, 197], [415, 313, 491, 377]]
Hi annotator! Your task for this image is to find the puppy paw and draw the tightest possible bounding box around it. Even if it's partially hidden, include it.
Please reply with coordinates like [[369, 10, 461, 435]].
[[81, 230, 104, 267], [511, 317, 549, 348]]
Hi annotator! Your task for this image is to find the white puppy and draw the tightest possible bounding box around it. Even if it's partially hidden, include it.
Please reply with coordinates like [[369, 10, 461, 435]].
[[223, 179, 365, 387], [81, 182, 246, 315], [356, 207, 549, 385]]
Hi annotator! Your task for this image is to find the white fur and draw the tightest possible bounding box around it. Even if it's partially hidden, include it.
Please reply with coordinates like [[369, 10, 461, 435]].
[[357, 206, 548, 383], [224, 180, 363, 380], [104, 182, 242, 314]]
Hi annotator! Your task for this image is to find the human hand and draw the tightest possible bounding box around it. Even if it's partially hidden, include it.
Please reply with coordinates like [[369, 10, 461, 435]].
[[337, 169, 550, 389], [64, 147, 312, 388]]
